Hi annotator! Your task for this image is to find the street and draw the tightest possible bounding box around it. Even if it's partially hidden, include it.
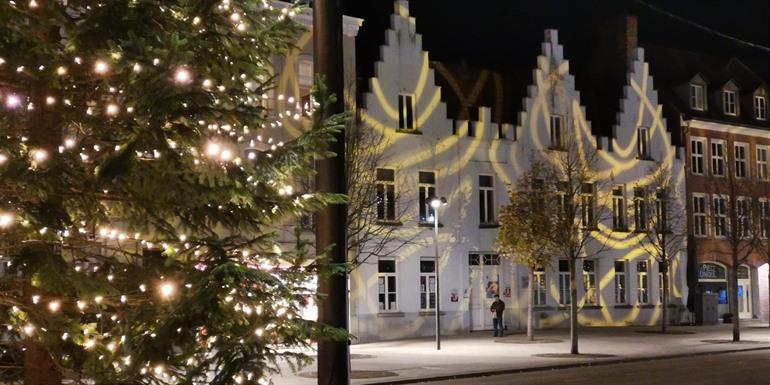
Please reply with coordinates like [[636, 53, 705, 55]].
[[423, 350, 770, 385]]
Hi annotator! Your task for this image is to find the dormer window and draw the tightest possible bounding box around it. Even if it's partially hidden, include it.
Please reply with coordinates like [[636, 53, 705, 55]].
[[723, 90, 737, 116], [398, 94, 415, 130], [690, 84, 705, 110], [755, 95, 767, 120]]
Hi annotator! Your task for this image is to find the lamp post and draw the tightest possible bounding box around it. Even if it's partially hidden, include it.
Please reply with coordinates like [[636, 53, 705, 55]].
[[430, 196, 447, 351]]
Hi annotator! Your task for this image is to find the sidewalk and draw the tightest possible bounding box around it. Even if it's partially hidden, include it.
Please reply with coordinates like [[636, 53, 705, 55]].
[[273, 320, 770, 385]]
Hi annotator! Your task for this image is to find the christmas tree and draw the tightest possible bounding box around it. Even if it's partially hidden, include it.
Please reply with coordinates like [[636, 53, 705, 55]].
[[0, 1, 346, 384]]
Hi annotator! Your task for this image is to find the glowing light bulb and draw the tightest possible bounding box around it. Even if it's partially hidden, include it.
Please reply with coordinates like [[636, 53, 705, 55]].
[[93, 60, 108, 74], [220, 149, 233, 161], [230, 12, 240, 22], [206, 142, 221, 156], [133, 63, 142, 73], [6, 94, 21, 108], [202, 79, 213, 88], [23, 324, 35, 336], [159, 282, 175, 299], [0, 153, 7, 164], [48, 300, 61, 313], [56, 66, 67, 75], [45, 96, 55, 105], [174, 67, 192, 84], [0, 214, 13, 228], [106, 103, 119, 116], [28, 0, 38, 9], [32, 149, 48, 163]]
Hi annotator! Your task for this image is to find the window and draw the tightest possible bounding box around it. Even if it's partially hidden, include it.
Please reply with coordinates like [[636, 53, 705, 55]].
[[612, 185, 627, 230], [637, 261, 649, 304], [550, 115, 565, 149], [734, 143, 748, 178], [637, 127, 650, 159], [376, 168, 396, 221], [690, 137, 705, 175], [533, 268, 546, 306], [614, 261, 627, 304], [633, 187, 647, 231], [692, 194, 707, 237], [760, 199, 770, 239], [418, 171, 436, 223], [758, 146, 769, 181], [737, 197, 751, 239], [419, 260, 436, 310], [723, 90, 737, 115], [297, 58, 314, 88], [479, 175, 495, 225], [398, 94, 415, 130], [711, 140, 725, 177], [580, 183, 595, 228], [756, 95, 767, 120], [713, 195, 727, 238], [690, 84, 705, 110], [654, 188, 666, 232], [583, 260, 597, 305], [558, 259, 571, 306], [378, 259, 397, 311], [659, 270, 665, 304]]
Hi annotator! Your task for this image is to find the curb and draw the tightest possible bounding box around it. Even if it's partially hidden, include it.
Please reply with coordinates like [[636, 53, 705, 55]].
[[363, 345, 770, 384]]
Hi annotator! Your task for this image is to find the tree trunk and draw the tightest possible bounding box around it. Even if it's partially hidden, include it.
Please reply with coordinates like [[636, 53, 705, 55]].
[[662, 268, 669, 333], [528, 271, 535, 341], [729, 262, 740, 342], [24, 339, 60, 385], [569, 257, 579, 354]]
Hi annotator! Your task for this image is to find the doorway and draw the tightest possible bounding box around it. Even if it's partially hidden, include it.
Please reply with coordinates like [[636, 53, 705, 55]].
[[738, 265, 752, 319], [469, 253, 501, 331]]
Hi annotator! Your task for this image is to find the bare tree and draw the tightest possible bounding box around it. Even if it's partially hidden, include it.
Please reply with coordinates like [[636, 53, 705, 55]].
[[705, 156, 755, 342], [545, 130, 612, 354], [345, 122, 420, 268], [639, 161, 687, 333], [496, 159, 559, 341]]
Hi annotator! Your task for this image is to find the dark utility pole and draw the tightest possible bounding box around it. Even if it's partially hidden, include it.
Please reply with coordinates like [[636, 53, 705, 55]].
[[313, 0, 350, 384]]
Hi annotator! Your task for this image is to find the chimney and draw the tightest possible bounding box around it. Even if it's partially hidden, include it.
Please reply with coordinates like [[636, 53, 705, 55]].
[[613, 14, 638, 69]]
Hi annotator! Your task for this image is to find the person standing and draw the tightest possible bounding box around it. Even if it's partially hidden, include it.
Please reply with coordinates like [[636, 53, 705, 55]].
[[490, 294, 505, 337]]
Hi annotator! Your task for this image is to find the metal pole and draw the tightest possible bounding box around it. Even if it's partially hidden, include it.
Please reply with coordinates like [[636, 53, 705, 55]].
[[434, 207, 441, 350], [313, 0, 349, 384]]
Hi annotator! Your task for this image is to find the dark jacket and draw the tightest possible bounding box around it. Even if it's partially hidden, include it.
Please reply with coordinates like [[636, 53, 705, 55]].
[[490, 299, 505, 318]]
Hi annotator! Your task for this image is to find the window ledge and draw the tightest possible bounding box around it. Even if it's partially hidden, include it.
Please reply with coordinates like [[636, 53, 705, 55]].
[[395, 129, 422, 135], [548, 146, 566, 152], [376, 220, 403, 227], [614, 304, 634, 309], [613, 228, 631, 233], [582, 226, 600, 231], [377, 312, 405, 318], [418, 222, 444, 228], [581, 305, 603, 310], [637, 304, 655, 309], [533, 306, 556, 311], [633, 229, 649, 234], [479, 223, 500, 229], [418, 311, 447, 316], [637, 156, 654, 161], [557, 305, 571, 310]]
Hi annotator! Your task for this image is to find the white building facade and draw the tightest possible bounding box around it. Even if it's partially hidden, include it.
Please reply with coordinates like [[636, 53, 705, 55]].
[[349, 1, 689, 343]]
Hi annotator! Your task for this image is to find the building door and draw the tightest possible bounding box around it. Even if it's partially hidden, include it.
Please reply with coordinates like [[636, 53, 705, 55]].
[[738, 266, 752, 319], [469, 253, 501, 331]]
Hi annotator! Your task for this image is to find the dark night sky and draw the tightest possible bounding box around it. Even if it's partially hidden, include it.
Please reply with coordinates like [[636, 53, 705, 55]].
[[342, 0, 770, 81]]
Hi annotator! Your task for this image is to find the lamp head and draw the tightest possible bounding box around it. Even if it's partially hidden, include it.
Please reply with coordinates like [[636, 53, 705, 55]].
[[430, 196, 447, 209]]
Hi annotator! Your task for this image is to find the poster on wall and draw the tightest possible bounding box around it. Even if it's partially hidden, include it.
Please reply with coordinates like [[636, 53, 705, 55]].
[[450, 289, 459, 302], [486, 279, 499, 299], [503, 285, 511, 298], [521, 275, 529, 289]]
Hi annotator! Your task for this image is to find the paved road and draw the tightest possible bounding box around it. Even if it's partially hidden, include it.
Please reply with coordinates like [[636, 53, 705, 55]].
[[423, 350, 770, 385]]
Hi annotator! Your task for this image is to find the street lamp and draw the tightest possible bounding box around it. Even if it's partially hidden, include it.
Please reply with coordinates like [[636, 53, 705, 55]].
[[430, 196, 447, 350]]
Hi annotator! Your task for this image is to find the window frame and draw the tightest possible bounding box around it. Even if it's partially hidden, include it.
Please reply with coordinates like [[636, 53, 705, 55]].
[[723, 90, 737, 116], [533, 268, 547, 306], [614, 260, 627, 304], [737, 196, 752, 239], [549, 115, 565, 150], [558, 259, 571, 306], [758, 145, 769, 181], [734, 142, 748, 179], [479, 175, 496, 225], [690, 83, 705, 111], [760, 198, 770, 239], [377, 259, 398, 312], [376, 168, 397, 222], [418, 171, 436, 224], [712, 194, 728, 238], [637, 260, 649, 305], [612, 185, 627, 231], [710, 139, 726, 177], [633, 187, 647, 232], [755, 95, 767, 121], [637, 126, 651, 160], [419, 259, 436, 310], [690, 136, 705, 175], [583, 260, 598, 306], [692, 194, 708, 238], [398, 93, 416, 131], [580, 182, 596, 229]]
